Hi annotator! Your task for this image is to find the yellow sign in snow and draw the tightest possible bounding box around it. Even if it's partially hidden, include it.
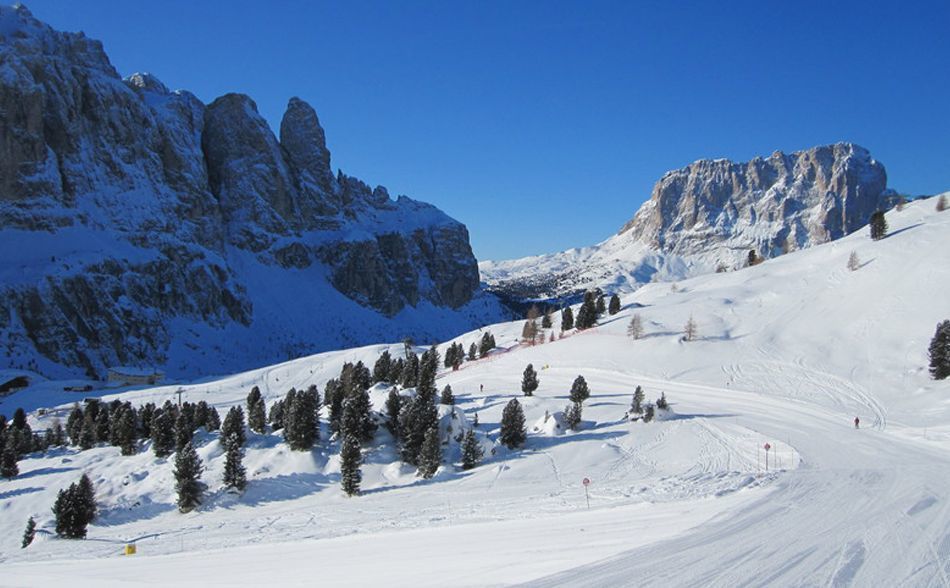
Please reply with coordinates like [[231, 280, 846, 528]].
[[124, 543, 136, 555]]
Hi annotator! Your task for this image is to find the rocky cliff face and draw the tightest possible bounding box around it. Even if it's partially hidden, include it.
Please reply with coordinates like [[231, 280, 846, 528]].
[[481, 143, 891, 302], [620, 143, 888, 258], [0, 5, 492, 379]]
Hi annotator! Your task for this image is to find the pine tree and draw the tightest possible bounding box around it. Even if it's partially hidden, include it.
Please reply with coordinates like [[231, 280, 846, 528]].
[[47, 418, 67, 447], [77, 473, 96, 524], [94, 408, 110, 443], [401, 354, 420, 388], [246, 386, 266, 434], [194, 401, 210, 430], [1, 441, 18, 478], [499, 399, 526, 449], [221, 407, 246, 450], [627, 314, 644, 339], [77, 409, 96, 450], [440, 385, 455, 405], [174, 410, 193, 453], [561, 306, 575, 331], [286, 386, 320, 450], [468, 342, 478, 361], [928, 320, 950, 380], [373, 350, 393, 383], [608, 294, 621, 315], [385, 389, 403, 436], [937, 194, 948, 212], [541, 310, 553, 329], [222, 433, 247, 492], [461, 429, 483, 470], [643, 404, 656, 423], [522, 319, 539, 345], [521, 364, 539, 396], [115, 408, 137, 456], [151, 410, 175, 458], [139, 403, 155, 438], [418, 426, 442, 479], [398, 395, 438, 465], [339, 433, 362, 497], [388, 358, 405, 384], [174, 441, 203, 512], [569, 375, 590, 404], [206, 407, 221, 431], [656, 392, 669, 410], [21, 516, 36, 548], [564, 401, 582, 430], [479, 332, 493, 358], [595, 295, 606, 316], [66, 405, 84, 446], [325, 378, 344, 434], [847, 251, 860, 271], [684, 315, 698, 341], [417, 348, 439, 400], [747, 249, 759, 267], [53, 483, 88, 539], [630, 385, 645, 417], [576, 292, 598, 329], [869, 211, 888, 240]]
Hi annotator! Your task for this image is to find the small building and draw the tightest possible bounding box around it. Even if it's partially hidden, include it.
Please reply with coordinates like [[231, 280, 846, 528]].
[[107, 367, 164, 386], [0, 375, 29, 395]]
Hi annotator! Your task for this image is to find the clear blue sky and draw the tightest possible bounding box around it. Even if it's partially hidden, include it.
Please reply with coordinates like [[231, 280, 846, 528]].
[[24, 0, 950, 261]]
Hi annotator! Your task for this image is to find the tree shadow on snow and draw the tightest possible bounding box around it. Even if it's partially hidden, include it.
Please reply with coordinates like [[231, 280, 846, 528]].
[[884, 223, 923, 239], [0, 486, 44, 500], [17, 466, 77, 480]]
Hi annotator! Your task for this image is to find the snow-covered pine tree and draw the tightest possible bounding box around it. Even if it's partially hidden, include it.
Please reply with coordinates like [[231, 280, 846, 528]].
[[627, 313, 644, 339], [440, 385, 455, 405], [569, 375, 590, 404], [353, 361, 372, 391], [870, 211, 887, 240], [417, 348, 439, 400], [53, 485, 86, 538], [608, 294, 621, 315], [206, 407, 221, 431], [461, 429, 484, 470], [1, 441, 18, 478], [656, 392, 669, 410], [373, 350, 393, 384], [684, 315, 698, 341], [468, 342, 478, 361], [325, 378, 343, 434], [194, 401, 209, 430], [564, 401, 582, 430], [94, 408, 110, 443], [521, 364, 539, 396], [418, 425, 442, 479], [388, 357, 405, 384], [398, 395, 438, 465], [928, 320, 950, 380], [220, 406, 246, 450], [174, 441, 203, 512], [489, 334, 496, 349], [479, 332, 493, 358], [340, 433, 362, 497], [79, 409, 97, 450], [499, 399, 526, 449], [596, 294, 607, 315], [151, 410, 175, 457], [561, 306, 575, 331], [246, 386, 266, 434], [21, 516, 36, 548], [848, 251, 860, 271], [222, 433, 247, 492]]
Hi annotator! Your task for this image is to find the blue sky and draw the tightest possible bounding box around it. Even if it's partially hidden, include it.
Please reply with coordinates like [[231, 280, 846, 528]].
[[25, 0, 950, 261]]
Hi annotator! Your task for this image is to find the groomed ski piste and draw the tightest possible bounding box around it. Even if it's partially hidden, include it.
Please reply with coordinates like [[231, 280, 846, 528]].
[[2, 198, 949, 586]]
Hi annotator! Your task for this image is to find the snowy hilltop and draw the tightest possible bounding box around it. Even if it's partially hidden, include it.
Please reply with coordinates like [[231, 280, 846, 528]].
[[0, 5, 509, 379], [481, 142, 893, 301], [1, 198, 948, 586]]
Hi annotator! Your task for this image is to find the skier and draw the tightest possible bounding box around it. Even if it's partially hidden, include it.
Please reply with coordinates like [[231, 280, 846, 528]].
[[854, 416, 860, 429]]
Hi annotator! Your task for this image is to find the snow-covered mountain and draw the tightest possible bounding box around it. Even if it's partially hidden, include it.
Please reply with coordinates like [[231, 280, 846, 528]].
[[2, 198, 949, 586], [481, 142, 892, 301], [0, 5, 509, 380]]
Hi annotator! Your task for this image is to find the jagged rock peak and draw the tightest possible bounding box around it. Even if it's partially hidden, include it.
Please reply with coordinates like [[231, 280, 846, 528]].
[[280, 96, 337, 212], [620, 142, 888, 258]]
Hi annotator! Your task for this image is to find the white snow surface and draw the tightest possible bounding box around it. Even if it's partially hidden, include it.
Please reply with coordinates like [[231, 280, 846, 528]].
[[2, 200, 950, 586]]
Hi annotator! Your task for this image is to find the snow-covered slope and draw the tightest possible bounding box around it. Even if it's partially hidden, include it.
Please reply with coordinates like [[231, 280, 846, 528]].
[[2, 199, 949, 586], [481, 142, 893, 302]]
